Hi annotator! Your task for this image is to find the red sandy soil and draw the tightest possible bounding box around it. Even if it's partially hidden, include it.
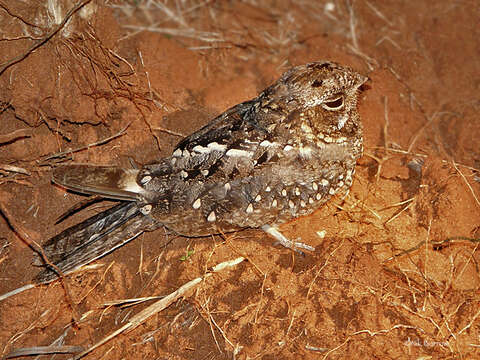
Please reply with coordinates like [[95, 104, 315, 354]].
[[0, 1, 479, 359]]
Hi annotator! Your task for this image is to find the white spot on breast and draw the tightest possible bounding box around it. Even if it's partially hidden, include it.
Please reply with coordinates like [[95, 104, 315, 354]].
[[288, 200, 295, 208], [192, 198, 201, 209], [338, 180, 344, 188], [226, 149, 252, 157], [295, 187, 300, 196], [255, 194, 261, 202], [224, 182, 231, 191], [180, 170, 188, 178], [312, 182, 318, 191], [321, 179, 329, 187], [300, 200, 306, 207], [201, 169, 209, 176], [316, 193, 322, 200], [329, 188, 336, 195], [265, 186, 271, 192], [207, 211, 216, 222], [272, 199, 277, 207], [173, 148, 182, 157], [246, 203, 254, 213], [308, 197, 314, 204], [281, 189, 287, 197]]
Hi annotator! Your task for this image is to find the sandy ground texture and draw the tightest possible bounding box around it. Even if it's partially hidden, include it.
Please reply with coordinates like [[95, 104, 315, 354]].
[[0, 0, 479, 359]]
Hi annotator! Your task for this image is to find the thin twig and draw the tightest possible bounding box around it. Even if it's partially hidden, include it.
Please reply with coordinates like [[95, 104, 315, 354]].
[[452, 161, 480, 209], [72, 257, 245, 360], [0, 164, 30, 175], [0, 0, 93, 76], [386, 236, 480, 261], [152, 126, 185, 137], [5, 345, 83, 358], [0, 198, 78, 321], [385, 199, 415, 225], [0, 128, 32, 144], [347, 0, 359, 50], [0, 2, 43, 29], [44, 123, 130, 161], [365, 1, 393, 26]]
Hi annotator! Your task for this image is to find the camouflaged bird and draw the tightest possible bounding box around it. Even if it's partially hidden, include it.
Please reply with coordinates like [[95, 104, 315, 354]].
[[35, 61, 368, 282]]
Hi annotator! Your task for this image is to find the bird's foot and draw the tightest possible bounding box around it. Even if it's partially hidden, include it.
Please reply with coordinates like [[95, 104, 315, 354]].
[[261, 225, 315, 254]]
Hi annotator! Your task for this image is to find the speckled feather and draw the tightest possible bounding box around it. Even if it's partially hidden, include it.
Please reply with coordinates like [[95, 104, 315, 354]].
[[36, 61, 367, 282]]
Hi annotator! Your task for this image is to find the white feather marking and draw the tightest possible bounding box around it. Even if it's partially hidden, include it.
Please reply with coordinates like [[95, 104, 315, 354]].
[[337, 114, 348, 130], [140, 204, 152, 215], [192, 145, 210, 154], [260, 140, 276, 147], [192, 198, 201, 209], [226, 149, 253, 157], [121, 170, 144, 194], [207, 211, 216, 222], [299, 146, 313, 159], [208, 142, 227, 151], [173, 148, 182, 157]]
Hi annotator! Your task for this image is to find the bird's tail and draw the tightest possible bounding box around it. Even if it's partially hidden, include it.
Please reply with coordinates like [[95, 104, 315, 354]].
[[34, 201, 158, 283], [34, 164, 158, 283]]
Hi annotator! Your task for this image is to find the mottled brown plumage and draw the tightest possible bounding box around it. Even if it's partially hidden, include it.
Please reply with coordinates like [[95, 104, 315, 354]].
[[35, 61, 367, 282]]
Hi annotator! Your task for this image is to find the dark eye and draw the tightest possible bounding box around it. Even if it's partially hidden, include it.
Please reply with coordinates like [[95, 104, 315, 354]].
[[311, 79, 323, 87], [322, 95, 344, 111]]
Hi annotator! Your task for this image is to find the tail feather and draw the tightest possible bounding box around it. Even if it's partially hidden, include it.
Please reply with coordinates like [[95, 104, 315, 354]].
[[53, 165, 144, 201], [35, 202, 158, 283]]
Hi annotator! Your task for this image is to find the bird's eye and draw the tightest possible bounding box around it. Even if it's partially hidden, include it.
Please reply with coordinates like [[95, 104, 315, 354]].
[[322, 94, 344, 111]]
